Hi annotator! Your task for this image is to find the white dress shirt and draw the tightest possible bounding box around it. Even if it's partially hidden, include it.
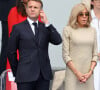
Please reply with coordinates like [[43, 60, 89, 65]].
[[91, 9, 100, 90], [27, 17, 38, 35], [0, 21, 2, 55], [91, 10, 100, 53]]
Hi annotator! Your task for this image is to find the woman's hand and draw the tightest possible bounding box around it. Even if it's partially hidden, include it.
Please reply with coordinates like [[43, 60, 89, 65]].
[[75, 71, 85, 83], [83, 70, 93, 81], [76, 71, 92, 83]]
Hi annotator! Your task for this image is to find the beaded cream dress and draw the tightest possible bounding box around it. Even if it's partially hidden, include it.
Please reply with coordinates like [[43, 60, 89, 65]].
[[62, 26, 98, 90]]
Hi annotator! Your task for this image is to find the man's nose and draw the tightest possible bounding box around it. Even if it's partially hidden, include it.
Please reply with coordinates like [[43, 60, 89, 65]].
[[31, 7, 34, 11]]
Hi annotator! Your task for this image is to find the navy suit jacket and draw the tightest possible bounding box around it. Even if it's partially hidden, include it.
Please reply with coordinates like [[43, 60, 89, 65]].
[[7, 20, 62, 83]]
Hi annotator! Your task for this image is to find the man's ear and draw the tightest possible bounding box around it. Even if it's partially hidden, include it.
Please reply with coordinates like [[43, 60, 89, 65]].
[[40, 9, 43, 12]]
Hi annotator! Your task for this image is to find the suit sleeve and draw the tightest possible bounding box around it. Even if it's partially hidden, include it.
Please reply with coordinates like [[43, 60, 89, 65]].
[[7, 25, 19, 77], [47, 24, 62, 45]]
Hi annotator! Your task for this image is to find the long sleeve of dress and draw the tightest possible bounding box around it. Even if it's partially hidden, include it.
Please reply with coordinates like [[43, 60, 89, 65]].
[[92, 29, 98, 62], [62, 26, 72, 64]]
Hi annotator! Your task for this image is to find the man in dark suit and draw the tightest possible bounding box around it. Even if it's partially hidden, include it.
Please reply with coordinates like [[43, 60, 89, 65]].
[[0, 0, 16, 75], [7, 0, 62, 90]]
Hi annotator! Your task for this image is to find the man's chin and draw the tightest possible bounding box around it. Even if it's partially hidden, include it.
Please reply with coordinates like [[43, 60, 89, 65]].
[[29, 16, 38, 20]]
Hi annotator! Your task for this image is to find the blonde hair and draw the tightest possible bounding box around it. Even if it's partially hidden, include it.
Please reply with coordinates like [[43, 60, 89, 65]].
[[67, 3, 91, 29]]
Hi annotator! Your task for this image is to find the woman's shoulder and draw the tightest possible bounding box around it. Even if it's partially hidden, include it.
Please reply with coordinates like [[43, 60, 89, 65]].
[[88, 26, 96, 32], [86, 26, 96, 35], [63, 25, 73, 32], [63, 26, 73, 36], [64, 25, 73, 29], [10, 6, 17, 11], [9, 7, 17, 13]]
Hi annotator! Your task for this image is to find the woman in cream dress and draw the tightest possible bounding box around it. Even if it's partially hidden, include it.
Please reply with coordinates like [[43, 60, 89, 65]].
[[62, 3, 98, 90]]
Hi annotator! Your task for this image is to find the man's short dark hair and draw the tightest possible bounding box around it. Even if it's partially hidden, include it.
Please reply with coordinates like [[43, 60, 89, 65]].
[[26, 0, 43, 8]]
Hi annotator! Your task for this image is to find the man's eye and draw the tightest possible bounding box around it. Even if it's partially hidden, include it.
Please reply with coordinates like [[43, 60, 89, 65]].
[[29, 6, 32, 8], [34, 7, 38, 8]]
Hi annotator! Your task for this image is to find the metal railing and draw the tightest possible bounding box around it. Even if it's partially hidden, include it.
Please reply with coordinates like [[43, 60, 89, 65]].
[[0, 69, 17, 90], [0, 69, 65, 90]]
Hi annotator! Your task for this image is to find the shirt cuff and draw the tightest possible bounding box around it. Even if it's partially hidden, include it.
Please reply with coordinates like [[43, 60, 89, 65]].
[[45, 23, 50, 27]]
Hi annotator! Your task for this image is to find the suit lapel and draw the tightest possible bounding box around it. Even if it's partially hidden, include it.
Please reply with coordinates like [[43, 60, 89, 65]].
[[24, 20, 38, 44], [23, 20, 45, 45], [38, 22, 45, 45]]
